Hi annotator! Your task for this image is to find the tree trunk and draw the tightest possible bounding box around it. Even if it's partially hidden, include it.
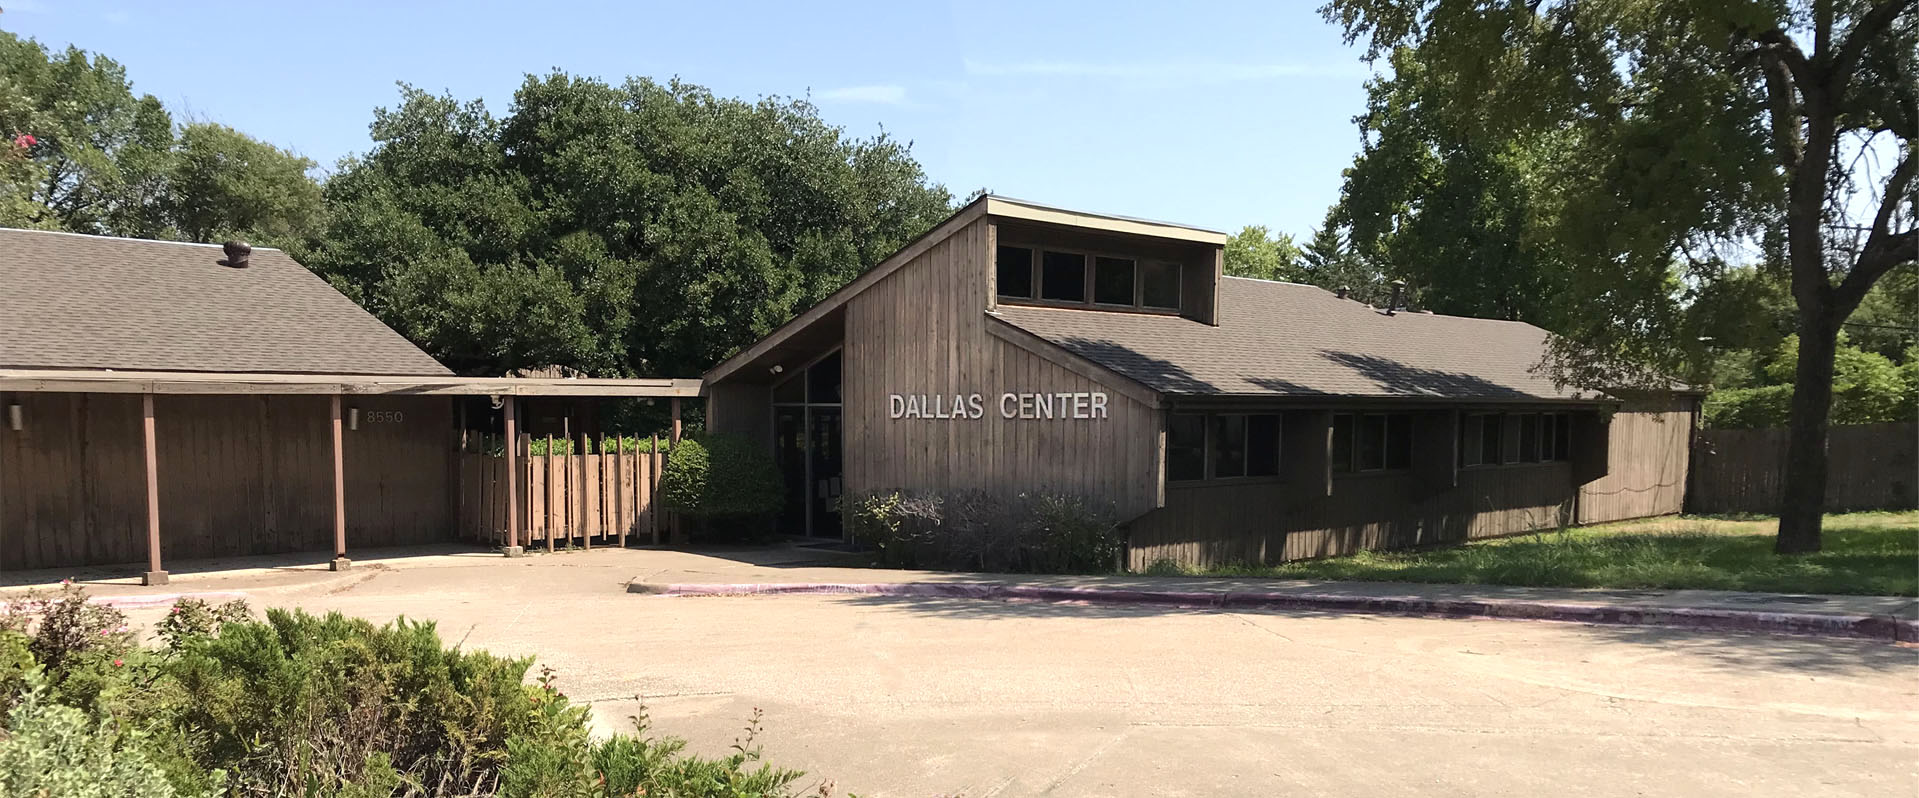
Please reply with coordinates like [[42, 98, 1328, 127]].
[[1775, 309, 1839, 554]]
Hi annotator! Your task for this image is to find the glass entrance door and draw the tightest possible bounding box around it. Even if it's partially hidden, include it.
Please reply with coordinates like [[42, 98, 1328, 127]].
[[773, 406, 808, 535], [807, 407, 843, 538], [770, 349, 843, 538]]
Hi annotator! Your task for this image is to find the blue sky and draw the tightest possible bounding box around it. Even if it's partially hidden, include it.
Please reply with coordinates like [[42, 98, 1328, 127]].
[[1, 0, 1379, 237]]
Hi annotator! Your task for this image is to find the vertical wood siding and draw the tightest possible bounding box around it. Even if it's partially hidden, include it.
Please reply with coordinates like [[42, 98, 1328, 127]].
[[1575, 395, 1695, 524], [0, 393, 454, 571], [1688, 421, 1917, 514], [1127, 457, 1578, 570], [840, 217, 1163, 519]]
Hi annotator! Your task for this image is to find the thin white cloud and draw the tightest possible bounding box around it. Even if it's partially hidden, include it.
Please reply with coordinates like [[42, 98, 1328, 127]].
[[817, 85, 909, 105], [962, 58, 1366, 82]]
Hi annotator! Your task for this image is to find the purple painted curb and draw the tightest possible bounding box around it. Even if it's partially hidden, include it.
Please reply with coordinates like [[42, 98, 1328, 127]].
[[629, 581, 1919, 642], [0, 591, 247, 612]]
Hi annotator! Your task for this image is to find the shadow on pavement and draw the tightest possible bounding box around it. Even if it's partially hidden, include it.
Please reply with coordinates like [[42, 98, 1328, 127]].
[[838, 594, 1919, 674], [1572, 621, 1919, 675]]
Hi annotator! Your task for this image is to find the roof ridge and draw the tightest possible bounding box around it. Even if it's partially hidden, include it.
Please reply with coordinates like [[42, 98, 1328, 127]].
[[0, 227, 285, 252], [1221, 274, 1320, 288]]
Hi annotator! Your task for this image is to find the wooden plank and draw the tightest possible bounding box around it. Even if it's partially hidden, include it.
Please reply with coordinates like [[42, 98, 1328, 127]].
[[582, 436, 598, 549]]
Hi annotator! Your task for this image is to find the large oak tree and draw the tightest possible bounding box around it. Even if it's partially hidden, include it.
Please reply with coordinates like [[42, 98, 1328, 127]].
[[1322, 0, 1917, 552]]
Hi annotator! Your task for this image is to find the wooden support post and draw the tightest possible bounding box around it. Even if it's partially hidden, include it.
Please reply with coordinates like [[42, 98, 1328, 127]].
[[329, 395, 351, 571], [671, 397, 682, 444], [140, 393, 167, 586], [503, 396, 524, 556], [650, 433, 662, 545], [545, 433, 556, 552], [582, 433, 593, 551]]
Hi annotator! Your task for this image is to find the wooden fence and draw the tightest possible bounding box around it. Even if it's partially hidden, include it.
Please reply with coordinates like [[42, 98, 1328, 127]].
[[1688, 422, 1918, 515], [456, 434, 672, 549]]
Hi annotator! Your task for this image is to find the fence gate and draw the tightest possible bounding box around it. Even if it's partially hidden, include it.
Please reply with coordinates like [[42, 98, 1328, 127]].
[[456, 434, 671, 549]]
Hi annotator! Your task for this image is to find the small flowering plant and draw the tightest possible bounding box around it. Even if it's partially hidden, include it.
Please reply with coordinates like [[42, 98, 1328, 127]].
[[0, 581, 135, 676], [157, 596, 252, 650]]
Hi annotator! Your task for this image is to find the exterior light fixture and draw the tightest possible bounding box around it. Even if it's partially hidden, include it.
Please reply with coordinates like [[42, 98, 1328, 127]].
[[348, 407, 361, 431], [6, 403, 20, 431], [769, 364, 784, 375]]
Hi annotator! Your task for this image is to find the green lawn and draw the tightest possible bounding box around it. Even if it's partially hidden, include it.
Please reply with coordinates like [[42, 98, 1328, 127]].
[[1144, 511, 1919, 596]]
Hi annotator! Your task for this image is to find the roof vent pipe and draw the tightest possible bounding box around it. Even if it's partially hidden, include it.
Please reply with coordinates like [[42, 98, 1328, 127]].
[[1386, 280, 1406, 315], [221, 240, 252, 269], [1336, 285, 1349, 300]]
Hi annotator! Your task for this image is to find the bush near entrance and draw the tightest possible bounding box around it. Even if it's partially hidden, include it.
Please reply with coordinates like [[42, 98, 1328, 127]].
[[658, 434, 784, 542], [846, 490, 1122, 573], [0, 586, 820, 797]]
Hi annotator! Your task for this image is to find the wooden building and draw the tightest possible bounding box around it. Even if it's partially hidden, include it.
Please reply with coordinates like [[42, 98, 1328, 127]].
[[706, 196, 1701, 568], [0, 229, 694, 581]]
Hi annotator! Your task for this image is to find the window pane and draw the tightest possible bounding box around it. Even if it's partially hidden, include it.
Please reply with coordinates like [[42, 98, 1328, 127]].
[[1502, 415, 1523, 463], [806, 351, 842, 404], [1331, 414, 1354, 473], [1168, 413, 1206, 482], [1481, 414, 1503, 466], [1539, 415, 1556, 461], [1212, 415, 1248, 478], [996, 246, 1033, 299], [1141, 261, 1181, 309], [772, 374, 804, 404], [1386, 414, 1413, 470], [1093, 257, 1136, 305], [1554, 414, 1573, 461], [1518, 413, 1539, 462], [1358, 414, 1387, 470], [1459, 415, 1482, 467], [1247, 414, 1281, 477], [1040, 251, 1086, 302]]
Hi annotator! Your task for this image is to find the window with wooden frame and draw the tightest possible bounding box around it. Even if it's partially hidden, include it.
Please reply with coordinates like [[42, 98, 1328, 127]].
[[1169, 412, 1280, 482], [996, 242, 1183, 313], [1459, 412, 1573, 466], [996, 245, 1034, 299], [1040, 251, 1087, 302], [1332, 412, 1413, 473], [1167, 413, 1207, 482]]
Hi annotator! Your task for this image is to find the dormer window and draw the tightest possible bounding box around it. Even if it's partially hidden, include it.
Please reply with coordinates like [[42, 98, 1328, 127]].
[[997, 243, 1182, 313], [1040, 251, 1087, 301]]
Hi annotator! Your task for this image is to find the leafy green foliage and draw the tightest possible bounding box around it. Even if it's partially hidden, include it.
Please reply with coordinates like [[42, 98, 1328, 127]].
[[0, 32, 323, 244], [1704, 334, 1918, 428], [845, 490, 1122, 573], [302, 76, 951, 377], [1327, 51, 1572, 325], [0, 669, 208, 798], [1318, 0, 1915, 389], [1222, 225, 1306, 283], [0, 593, 825, 797], [658, 434, 783, 522]]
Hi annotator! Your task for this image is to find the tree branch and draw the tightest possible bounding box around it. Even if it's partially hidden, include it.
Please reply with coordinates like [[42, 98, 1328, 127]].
[[1757, 52, 1805, 170], [1830, 0, 1915, 95], [1834, 149, 1917, 308], [1750, 29, 1818, 97]]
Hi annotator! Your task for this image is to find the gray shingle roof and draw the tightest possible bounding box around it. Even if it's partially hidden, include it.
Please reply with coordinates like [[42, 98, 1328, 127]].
[[0, 229, 450, 376], [994, 276, 1588, 400]]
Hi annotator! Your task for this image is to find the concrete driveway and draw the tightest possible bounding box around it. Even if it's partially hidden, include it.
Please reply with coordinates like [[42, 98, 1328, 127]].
[[93, 546, 1919, 798]]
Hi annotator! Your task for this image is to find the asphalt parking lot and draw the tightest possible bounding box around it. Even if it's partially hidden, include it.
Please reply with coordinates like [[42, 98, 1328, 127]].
[[87, 547, 1919, 797]]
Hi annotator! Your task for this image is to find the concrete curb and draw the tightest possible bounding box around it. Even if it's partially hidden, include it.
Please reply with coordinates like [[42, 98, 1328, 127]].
[[628, 581, 1919, 642], [0, 591, 248, 612]]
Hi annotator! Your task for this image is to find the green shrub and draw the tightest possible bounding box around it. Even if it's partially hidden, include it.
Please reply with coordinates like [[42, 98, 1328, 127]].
[[658, 434, 783, 536], [526, 435, 672, 456], [0, 589, 824, 798], [0, 669, 210, 798], [845, 490, 1121, 573]]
